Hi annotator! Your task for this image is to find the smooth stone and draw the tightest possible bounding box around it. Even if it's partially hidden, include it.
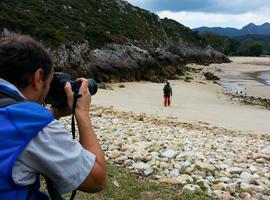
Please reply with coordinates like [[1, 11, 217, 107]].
[[196, 162, 216, 172], [115, 156, 128, 163], [109, 150, 121, 159], [211, 183, 226, 190], [169, 169, 180, 177], [239, 192, 251, 199], [132, 162, 151, 170], [144, 168, 154, 176], [161, 149, 179, 159], [261, 147, 270, 156], [216, 177, 231, 184], [182, 184, 202, 193], [226, 167, 242, 174], [248, 165, 257, 173], [240, 172, 254, 183], [176, 174, 193, 184]]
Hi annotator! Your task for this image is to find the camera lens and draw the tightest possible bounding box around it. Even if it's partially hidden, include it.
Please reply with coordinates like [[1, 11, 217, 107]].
[[88, 79, 98, 95]]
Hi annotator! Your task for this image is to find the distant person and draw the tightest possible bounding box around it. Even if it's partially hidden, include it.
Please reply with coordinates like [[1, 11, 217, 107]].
[[163, 81, 172, 107]]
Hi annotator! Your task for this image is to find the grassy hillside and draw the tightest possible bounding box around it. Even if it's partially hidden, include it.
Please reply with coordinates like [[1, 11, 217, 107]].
[[0, 0, 203, 48]]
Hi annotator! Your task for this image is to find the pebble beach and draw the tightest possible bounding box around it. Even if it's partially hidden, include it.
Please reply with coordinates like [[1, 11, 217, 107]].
[[60, 105, 269, 200]]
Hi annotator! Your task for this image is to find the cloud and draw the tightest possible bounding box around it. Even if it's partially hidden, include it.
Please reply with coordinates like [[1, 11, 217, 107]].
[[157, 10, 270, 29], [126, 0, 270, 28], [127, 0, 270, 14]]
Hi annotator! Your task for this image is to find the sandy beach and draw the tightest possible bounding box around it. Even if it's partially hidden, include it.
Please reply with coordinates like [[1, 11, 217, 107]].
[[93, 57, 270, 134]]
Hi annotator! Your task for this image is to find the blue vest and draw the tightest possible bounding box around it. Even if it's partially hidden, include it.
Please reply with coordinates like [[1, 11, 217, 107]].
[[0, 84, 54, 200]]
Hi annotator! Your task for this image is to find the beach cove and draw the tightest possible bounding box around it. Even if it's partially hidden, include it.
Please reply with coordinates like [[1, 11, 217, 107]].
[[93, 57, 270, 134]]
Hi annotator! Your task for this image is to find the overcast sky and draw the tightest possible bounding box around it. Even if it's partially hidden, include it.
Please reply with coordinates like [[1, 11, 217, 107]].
[[126, 0, 270, 29]]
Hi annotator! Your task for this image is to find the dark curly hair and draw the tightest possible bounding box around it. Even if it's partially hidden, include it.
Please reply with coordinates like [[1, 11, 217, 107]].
[[0, 34, 52, 88]]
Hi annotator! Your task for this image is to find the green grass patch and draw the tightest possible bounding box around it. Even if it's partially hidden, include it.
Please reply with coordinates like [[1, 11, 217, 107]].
[[58, 164, 216, 200]]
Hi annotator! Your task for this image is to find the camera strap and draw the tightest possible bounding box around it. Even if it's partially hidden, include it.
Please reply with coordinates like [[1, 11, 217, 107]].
[[69, 92, 82, 200]]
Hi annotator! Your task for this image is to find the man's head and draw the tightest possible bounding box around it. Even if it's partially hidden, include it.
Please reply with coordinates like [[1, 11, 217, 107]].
[[0, 35, 53, 104]]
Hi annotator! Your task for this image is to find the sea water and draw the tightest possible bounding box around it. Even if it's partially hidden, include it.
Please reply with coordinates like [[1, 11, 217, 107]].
[[257, 70, 270, 85], [220, 70, 270, 97]]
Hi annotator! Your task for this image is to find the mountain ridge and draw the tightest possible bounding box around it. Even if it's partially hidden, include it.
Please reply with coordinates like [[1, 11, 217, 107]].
[[194, 22, 270, 37]]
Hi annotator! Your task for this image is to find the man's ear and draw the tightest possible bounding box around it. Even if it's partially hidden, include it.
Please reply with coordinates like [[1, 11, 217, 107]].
[[32, 68, 44, 89]]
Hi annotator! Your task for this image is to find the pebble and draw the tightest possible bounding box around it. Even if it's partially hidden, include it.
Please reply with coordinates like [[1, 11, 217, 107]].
[[60, 105, 270, 199]]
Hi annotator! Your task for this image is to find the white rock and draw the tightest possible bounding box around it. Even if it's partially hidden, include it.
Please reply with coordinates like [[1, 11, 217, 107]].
[[217, 177, 231, 184], [240, 172, 254, 183], [109, 150, 121, 159], [261, 147, 270, 156], [132, 162, 151, 170], [169, 169, 180, 177], [160, 162, 170, 169], [176, 174, 193, 184], [226, 167, 242, 174], [182, 184, 201, 193], [144, 168, 154, 176], [248, 165, 257, 173], [150, 151, 159, 159], [161, 149, 179, 159]]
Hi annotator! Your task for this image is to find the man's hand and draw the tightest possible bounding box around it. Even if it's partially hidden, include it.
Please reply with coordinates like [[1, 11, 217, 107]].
[[64, 79, 91, 118], [64, 78, 107, 192]]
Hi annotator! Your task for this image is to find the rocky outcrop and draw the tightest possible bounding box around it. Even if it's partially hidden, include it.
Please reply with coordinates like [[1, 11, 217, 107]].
[[50, 40, 230, 83], [204, 72, 220, 81], [1, 27, 230, 83]]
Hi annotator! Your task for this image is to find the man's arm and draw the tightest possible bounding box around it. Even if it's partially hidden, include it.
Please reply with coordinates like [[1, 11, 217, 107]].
[[64, 79, 107, 192]]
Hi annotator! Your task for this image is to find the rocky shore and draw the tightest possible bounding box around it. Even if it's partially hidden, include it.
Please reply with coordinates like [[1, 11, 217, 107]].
[[60, 106, 270, 200], [50, 41, 230, 83], [1, 26, 230, 83]]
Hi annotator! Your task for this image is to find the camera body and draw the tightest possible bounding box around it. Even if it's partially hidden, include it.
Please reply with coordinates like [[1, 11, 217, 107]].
[[46, 72, 98, 107]]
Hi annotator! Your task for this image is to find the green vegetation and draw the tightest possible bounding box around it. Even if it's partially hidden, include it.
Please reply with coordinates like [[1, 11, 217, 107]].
[[199, 32, 270, 56], [195, 181, 208, 192], [40, 164, 216, 200], [0, 0, 203, 49], [65, 164, 216, 200], [161, 18, 203, 46]]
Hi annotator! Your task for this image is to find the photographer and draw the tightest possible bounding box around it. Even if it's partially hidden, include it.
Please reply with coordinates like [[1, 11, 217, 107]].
[[0, 35, 106, 199]]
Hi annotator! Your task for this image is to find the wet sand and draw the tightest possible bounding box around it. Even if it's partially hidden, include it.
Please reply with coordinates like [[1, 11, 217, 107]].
[[93, 57, 270, 134], [200, 57, 270, 99]]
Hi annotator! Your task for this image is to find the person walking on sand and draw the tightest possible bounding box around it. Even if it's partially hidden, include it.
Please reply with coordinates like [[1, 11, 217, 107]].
[[163, 81, 172, 107]]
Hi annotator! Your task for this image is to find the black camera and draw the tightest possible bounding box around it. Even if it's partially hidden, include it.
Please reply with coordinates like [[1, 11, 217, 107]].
[[46, 72, 98, 107]]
